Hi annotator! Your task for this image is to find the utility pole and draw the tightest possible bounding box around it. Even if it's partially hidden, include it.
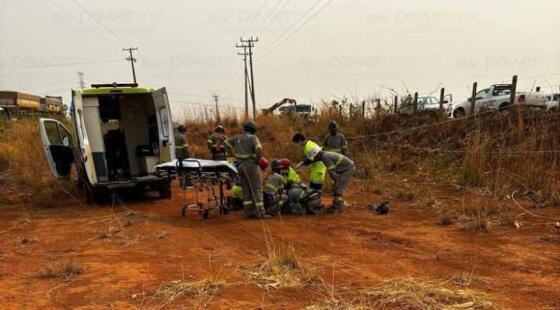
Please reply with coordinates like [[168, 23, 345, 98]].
[[413, 92, 418, 113], [212, 94, 220, 123], [236, 43, 249, 119], [240, 37, 258, 118], [439, 88, 445, 111], [122, 47, 138, 84], [77, 72, 85, 89]]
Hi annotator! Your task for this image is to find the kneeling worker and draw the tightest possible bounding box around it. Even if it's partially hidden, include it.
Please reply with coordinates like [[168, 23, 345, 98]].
[[263, 159, 287, 216], [296, 134, 355, 211], [224, 121, 268, 219], [280, 159, 301, 190]]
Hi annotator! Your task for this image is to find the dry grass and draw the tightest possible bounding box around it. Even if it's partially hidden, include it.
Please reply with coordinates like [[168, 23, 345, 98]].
[[0, 117, 72, 206], [153, 279, 224, 304], [241, 232, 318, 290], [37, 261, 84, 279], [307, 276, 496, 310]]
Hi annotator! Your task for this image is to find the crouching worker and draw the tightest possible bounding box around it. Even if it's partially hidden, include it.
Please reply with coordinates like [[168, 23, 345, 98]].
[[224, 121, 269, 219], [280, 159, 301, 190], [263, 160, 288, 216], [225, 176, 244, 211], [298, 135, 355, 212], [291, 133, 326, 191]]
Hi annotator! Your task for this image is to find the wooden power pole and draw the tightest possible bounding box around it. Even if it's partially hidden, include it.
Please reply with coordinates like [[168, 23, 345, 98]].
[[122, 47, 138, 84]]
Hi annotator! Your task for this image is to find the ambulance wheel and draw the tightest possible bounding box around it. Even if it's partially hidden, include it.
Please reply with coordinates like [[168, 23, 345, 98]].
[[159, 184, 172, 199]]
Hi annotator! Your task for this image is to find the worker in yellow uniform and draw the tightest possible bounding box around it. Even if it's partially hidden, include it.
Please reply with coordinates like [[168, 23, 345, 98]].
[[291, 133, 326, 191], [279, 159, 301, 190], [224, 121, 269, 219]]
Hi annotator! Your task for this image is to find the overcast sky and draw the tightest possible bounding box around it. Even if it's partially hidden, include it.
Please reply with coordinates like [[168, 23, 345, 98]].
[[1, 0, 559, 118]]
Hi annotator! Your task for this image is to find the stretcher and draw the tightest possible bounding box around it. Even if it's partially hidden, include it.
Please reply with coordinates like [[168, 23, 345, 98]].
[[155, 159, 238, 219]]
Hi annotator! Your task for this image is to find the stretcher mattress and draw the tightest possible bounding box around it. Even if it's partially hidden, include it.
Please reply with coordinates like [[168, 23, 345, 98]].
[[155, 159, 238, 174]]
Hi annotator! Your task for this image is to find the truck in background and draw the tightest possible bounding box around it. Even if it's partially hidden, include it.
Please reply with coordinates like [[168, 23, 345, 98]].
[[450, 84, 547, 118]]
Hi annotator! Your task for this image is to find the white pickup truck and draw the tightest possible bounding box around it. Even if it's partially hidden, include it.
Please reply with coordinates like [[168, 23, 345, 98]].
[[546, 93, 560, 111], [450, 84, 548, 118]]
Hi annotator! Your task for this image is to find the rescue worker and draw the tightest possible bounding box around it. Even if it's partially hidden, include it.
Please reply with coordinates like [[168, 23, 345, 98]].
[[280, 159, 301, 190], [224, 121, 269, 219], [174, 125, 190, 160], [305, 146, 355, 211], [285, 185, 322, 215], [207, 125, 228, 160], [291, 133, 326, 191], [323, 121, 348, 155], [263, 159, 287, 216], [174, 125, 190, 186]]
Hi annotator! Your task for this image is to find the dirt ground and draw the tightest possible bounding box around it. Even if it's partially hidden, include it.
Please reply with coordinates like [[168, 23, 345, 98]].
[[1, 178, 559, 309]]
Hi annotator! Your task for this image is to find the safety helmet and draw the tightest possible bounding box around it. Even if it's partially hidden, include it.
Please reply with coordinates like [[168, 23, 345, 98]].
[[306, 146, 322, 160], [291, 133, 307, 143], [280, 159, 290, 169], [376, 201, 390, 215], [328, 120, 338, 130], [177, 125, 186, 133], [271, 159, 282, 171], [243, 121, 258, 133], [259, 157, 269, 170], [215, 125, 225, 133]]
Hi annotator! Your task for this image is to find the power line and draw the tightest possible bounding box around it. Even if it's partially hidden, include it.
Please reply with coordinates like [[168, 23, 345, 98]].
[[258, 0, 334, 59], [243, 0, 273, 37], [8, 58, 123, 70], [255, 0, 282, 34], [70, 0, 130, 46]]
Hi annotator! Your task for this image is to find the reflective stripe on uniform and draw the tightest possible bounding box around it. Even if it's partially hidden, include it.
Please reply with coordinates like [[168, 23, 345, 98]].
[[328, 154, 344, 171], [265, 183, 277, 191], [327, 148, 342, 153], [243, 200, 253, 206]]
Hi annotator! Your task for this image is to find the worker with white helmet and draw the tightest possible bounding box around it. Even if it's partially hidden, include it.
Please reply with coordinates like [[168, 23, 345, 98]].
[[302, 140, 355, 211], [291, 133, 326, 191]]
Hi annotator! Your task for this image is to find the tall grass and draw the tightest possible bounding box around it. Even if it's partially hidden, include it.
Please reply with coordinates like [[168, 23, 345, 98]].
[[186, 106, 560, 202], [0, 117, 71, 206]]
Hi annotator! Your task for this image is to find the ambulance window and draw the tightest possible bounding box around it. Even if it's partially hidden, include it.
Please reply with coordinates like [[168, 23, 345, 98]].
[[159, 107, 169, 137], [44, 120, 61, 145]]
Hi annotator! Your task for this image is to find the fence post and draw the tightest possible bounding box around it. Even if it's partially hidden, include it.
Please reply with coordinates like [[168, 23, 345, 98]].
[[470, 82, 478, 116], [394, 96, 398, 114], [413, 92, 418, 113], [439, 88, 445, 111], [509, 75, 518, 106], [362, 100, 366, 118]]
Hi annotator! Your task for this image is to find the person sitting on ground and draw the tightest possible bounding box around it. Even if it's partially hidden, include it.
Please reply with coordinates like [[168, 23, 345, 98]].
[[263, 159, 287, 217], [279, 158, 301, 190], [298, 135, 355, 212]]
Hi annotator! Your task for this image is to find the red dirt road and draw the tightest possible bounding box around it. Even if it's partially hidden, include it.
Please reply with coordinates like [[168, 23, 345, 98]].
[[0, 181, 559, 309]]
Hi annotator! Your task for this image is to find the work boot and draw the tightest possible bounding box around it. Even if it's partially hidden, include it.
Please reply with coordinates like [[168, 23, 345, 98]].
[[331, 197, 344, 213]]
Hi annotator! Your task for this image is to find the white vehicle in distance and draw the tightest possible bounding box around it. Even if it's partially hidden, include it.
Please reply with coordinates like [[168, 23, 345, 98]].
[[546, 93, 560, 111], [398, 95, 452, 114], [450, 84, 548, 118]]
